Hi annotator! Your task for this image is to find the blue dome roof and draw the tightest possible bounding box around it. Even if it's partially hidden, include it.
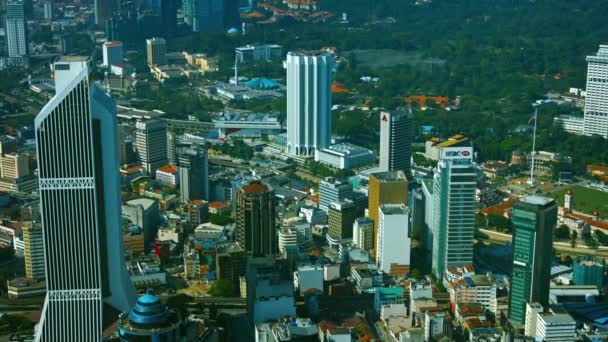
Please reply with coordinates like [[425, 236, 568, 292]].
[[227, 27, 240, 33], [245, 77, 279, 89], [129, 293, 170, 326]]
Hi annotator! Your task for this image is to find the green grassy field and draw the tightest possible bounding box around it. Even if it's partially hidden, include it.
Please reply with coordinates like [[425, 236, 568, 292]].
[[549, 185, 608, 218]]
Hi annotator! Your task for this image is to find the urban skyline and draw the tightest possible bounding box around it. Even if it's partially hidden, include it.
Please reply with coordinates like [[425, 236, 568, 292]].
[[1, 2, 608, 341]]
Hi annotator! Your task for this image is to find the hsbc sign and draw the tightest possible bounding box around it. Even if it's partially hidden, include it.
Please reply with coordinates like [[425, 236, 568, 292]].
[[442, 147, 473, 160]]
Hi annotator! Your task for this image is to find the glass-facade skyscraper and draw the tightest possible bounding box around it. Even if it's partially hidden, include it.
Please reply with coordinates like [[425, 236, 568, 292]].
[[379, 110, 412, 176], [431, 147, 476, 278], [34, 56, 136, 341], [508, 195, 557, 325]]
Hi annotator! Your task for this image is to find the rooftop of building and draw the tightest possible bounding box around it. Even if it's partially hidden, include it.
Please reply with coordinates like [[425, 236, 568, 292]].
[[538, 312, 575, 324], [435, 134, 468, 147], [236, 43, 282, 50], [371, 170, 407, 182], [209, 201, 229, 209], [125, 198, 157, 210], [104, 40, 122, 46], [380, 204, 408, 215], [157, 164, 178, 174], [214, 111, 280, 123], [288, 50, 332, 57], [520, 195, 554, 206], [241, 181, 271, 193], [318, 142, 374, 156], [377, 287, 404, 298], [57, 55, 90, 63]]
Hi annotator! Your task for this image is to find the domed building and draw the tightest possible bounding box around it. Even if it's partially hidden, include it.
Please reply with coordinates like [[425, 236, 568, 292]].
[[118, 293, 181, 341]]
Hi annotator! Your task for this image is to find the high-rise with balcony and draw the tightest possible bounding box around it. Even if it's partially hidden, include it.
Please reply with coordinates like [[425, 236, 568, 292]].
[[431, 147, 477, 278], [236, 181, 276, 257], [285, 51, 334, 156], [5, 0, 28, 65], [135, 119, 168, 175], [368, 171, 408, 258], [583, 45, 608, 138], [509, 195, 556, 325], [34, 56, 135, 341], [379, 110, 412, 175]]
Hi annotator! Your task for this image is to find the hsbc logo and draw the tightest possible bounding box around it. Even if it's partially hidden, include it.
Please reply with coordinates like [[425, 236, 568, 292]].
[[442, 147, 473, 159], [445, 150, 469, 157]]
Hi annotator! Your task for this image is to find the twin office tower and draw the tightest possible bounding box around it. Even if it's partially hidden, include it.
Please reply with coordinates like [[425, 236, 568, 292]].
[[34, 56, 136, 341]]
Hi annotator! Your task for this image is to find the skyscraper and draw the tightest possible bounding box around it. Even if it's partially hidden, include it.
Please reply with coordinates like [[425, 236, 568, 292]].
[[102, 40, 123, 67], [285, 51, 334, 156], [327, 200, 358, 245], [178, 145, 209, 203], [509, 196, 557, 325], [95, 0, 117, 26], [160, 0, 177, 36], [135, 119, 168, 175], [23, 222, 44, 280], [318, 177, 352, 213], [368, 171, 408, 258], [34, 56, 135, 340], [353, 217, 374, 252], [376, 204, 411, 277], [583, 45, 608, 138], [184, 0, 225, 32], [146, 37, 167, 66], [379, 110, 412, 175], [431, 146, 477, 278], [5, 0, 28, 64], [236, 181, 276, 257]]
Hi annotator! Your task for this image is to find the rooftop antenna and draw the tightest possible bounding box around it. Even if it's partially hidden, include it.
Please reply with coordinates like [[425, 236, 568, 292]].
[[527, 107, 538, 187]]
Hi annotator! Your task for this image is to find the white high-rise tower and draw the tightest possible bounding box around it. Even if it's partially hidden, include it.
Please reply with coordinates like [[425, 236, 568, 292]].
[[5, 0, 28, 64], [285, 51, 334, 156], [34, 56, 136, 341], [583, 45, 608, 138]]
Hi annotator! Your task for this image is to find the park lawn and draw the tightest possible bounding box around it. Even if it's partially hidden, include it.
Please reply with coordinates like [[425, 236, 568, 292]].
[[549, 185, 608, 218]]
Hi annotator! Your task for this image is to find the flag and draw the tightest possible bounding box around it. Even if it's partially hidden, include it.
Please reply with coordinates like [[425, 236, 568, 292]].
[[528, 114, 537, 124]]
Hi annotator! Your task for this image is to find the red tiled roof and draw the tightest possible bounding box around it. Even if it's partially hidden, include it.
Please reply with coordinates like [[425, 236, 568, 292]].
[[209, 201, 229, 209], [588, 165, 608, 173], [158, 164, 178, 174], [481, 198, 518, 216], [566, 212, 608, 231], [242, 182, 268, 193]]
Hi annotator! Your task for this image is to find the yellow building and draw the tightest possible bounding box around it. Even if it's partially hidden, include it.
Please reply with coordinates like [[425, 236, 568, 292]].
[[123, 233, 145, 255], [368, 171, 408, 258], [182, 52, 219, 72], [23, 222, 45, 280]]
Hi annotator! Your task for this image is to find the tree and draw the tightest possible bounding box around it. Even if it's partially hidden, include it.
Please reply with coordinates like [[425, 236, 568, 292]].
[[166, 293, 193, 314], [209, 279, 236, 297], [554, 224, 570, 241], [475, 213, 488, 229], [570, 230, 577, 248], [487, 213, 511, 233], [594, 230, 608, 246], [411, 269, 422, 280]]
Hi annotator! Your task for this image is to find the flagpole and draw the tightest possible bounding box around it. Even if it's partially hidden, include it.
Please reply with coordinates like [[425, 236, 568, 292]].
[[528, 108, 538, 186]]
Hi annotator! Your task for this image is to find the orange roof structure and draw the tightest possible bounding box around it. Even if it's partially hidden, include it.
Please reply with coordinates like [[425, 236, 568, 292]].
[[332, 82, 349, 93], [481, 198, 518, 217], [565, 212, 608, 231], [209, 201, 229, 210], [588, 165, 608, 173], [405, 95, 451, 109], [158, 164, 178, 174], [242, 182, 268, 193]]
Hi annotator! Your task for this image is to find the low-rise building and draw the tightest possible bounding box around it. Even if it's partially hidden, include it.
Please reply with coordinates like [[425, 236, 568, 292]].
[[448, 274, 497, 314], [294, 265, 323, 296], [155, 164, 179, 186], [235, 44, 282, 62], [535, 310, 576, 342], [182, 52, 218, 72], [375, 287, 404, 314], [351, 263, 383, 293], [7, 278, 45, 298], [314, 143, 375, 170]]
